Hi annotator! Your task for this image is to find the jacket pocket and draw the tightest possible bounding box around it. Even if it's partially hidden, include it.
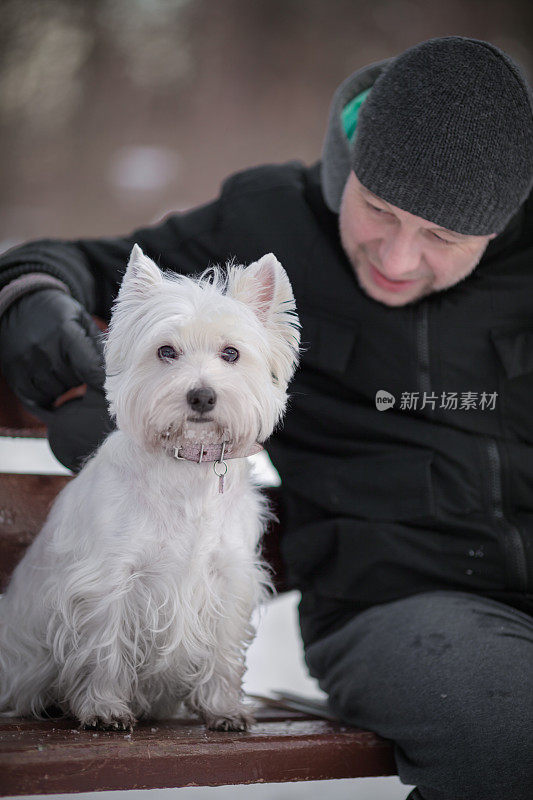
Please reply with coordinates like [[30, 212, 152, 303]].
[[490, 326, 533, 443], [490, 326, 533, 379]]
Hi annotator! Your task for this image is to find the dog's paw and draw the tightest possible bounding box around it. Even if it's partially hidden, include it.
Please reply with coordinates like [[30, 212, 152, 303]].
[[206, 710, 254, 732], [81, 713, 136, 732]]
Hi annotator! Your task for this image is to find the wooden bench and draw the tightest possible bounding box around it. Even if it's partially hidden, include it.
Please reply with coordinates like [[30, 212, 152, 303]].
[[0, 376, 396, 796]]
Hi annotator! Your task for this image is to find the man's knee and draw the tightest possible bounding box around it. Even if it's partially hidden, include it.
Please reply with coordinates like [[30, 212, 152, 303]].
[[305, 591, 533, 799], [306, 591, 533, 703]]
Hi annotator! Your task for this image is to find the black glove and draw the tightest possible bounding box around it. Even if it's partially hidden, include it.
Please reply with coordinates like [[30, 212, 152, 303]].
[[0, 288, 106, 407], [46, 385, 115, 473], [0, 288, 114, 471]]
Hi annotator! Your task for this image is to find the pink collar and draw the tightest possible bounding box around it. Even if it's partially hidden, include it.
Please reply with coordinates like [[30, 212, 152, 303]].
[[172, 441, 263, 463]]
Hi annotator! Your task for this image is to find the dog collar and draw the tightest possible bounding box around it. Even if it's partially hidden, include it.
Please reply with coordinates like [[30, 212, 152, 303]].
[[173, 441, 263, 463], [171, 441, 264, 494]]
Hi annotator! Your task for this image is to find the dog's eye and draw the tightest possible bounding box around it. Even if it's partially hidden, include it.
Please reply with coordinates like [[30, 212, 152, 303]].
[[221, 346, 239, 363], [158, 345, 179, 360]]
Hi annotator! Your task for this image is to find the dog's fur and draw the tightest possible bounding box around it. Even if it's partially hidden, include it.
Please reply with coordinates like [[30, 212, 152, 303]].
[[0, 246, 300, 731]]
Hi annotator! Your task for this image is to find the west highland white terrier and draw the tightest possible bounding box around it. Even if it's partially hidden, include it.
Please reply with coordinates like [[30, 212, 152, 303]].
[[0, 245, 300, 732]]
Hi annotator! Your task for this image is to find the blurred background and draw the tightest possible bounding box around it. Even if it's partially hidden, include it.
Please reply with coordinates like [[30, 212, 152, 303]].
[[1, 1, 531, 797], [1, 0, 533, 249]]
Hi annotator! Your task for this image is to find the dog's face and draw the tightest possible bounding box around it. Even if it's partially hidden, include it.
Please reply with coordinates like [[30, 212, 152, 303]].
[[104, 246, 300, 453]]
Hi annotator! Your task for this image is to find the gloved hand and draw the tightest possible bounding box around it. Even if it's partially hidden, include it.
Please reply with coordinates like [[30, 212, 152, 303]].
[[0, 288, 106, 408], [0, 288, 114, 471], [46, 385, 115, 473]]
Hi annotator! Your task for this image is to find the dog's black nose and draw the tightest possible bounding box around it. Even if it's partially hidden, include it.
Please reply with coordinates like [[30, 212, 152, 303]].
[[187, 387, 217, 414]]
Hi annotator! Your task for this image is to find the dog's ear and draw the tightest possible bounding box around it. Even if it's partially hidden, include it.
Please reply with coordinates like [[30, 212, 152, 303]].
[[227, 253, 291, 320], [227, 253, 301, 387], [119, 244, 163, 299], [227, 253, 278, 322]]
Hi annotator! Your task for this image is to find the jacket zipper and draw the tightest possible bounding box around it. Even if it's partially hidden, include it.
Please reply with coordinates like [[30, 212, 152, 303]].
[[485, 438, 528, 591], [416, 304, 431, 396]]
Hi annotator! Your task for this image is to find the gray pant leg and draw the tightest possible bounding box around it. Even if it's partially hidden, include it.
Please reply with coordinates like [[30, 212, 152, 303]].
[[304, 591, 533, 800]]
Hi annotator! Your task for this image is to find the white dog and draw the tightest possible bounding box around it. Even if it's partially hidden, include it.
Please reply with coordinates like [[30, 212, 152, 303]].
[[0, 245, 300, 732]]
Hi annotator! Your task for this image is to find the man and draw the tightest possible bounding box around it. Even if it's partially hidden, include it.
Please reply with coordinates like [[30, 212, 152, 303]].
[[1, 37, 532, 800]]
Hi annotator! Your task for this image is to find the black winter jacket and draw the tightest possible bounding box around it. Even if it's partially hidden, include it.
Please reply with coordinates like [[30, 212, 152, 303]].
[[1, 160, 533, 647]]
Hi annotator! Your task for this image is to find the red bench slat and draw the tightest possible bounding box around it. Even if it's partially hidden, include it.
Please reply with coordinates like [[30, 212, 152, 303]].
[[0, 709, 395, 796]]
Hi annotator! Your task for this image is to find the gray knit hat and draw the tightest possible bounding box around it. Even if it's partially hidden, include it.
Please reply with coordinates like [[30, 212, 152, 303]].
[[331, 37, 533, 235]]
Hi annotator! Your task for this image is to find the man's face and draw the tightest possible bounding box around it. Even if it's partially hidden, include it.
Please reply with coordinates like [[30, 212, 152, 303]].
[[339, 172, 496, 307]]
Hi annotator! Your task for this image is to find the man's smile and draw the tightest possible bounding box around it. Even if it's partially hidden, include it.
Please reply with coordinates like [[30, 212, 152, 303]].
[[368, 262, 421, 293]]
